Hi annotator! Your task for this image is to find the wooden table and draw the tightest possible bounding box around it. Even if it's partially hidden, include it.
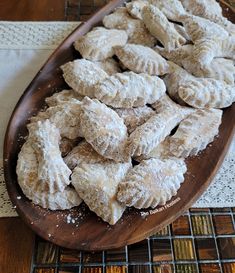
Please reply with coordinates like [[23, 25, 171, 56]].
[[0, 1, 235, 273]]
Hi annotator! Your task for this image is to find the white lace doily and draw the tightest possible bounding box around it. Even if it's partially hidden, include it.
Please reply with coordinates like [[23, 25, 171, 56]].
[[0, 22, 234, 217], [0, 160, 17, 217]]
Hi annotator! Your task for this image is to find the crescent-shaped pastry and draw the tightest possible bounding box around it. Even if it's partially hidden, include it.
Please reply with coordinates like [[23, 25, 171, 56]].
[[181, 14, 228, 42], [180, 0, 235, 36], [132, 95, 194, 161], [74, 27, 128, 61], [149, 0, 187, 22], [94, 71, 166, 108], [80, 97, 129, 162], [29, 120, 72, 193], [142, 5, 186, 51], [71, 156, 132, 225], [103, 7, 156, 47], [192, 39, 215, 67], [117, 158, 187, 209], [156, 45, 235, 84], [159, 43, 235, 84], [188, 36, 235, 68], [115, 44, 170, 75], [178, 78, 235, 109], [16, 140, 82, 210], [169, 109, 222, 157], [128, 109, 187, 157], [115, 106, 155, 134], [61, 59, 108, 98]]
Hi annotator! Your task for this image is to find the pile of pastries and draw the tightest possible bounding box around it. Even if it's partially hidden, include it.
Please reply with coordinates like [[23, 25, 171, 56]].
[[16, 0, 235, 225]]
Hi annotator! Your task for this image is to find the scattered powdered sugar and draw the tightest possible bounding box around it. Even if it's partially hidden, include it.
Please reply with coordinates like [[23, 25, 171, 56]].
[[66, 212, 83, 225], [66, 214, 72, 223]]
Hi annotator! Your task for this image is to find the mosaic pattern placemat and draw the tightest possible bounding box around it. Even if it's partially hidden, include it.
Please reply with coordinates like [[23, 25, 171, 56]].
[[31, 208, 235, 273]]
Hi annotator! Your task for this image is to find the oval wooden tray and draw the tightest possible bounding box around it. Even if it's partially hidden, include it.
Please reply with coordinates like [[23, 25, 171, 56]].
[[3, 0, 235, 251]]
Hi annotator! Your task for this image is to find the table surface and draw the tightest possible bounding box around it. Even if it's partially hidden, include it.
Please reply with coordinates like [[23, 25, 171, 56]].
[[0, 1, 235, 273]]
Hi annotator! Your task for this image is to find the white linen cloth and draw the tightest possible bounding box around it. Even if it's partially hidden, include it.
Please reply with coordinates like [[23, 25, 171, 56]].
[[0, 22, 234, 217]]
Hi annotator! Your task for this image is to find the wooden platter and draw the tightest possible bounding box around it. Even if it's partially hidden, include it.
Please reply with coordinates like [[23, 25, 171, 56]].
[[3, 0, 235, 250]]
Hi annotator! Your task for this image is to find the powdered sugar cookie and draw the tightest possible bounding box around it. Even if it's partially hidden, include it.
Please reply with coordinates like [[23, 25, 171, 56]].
[[128, 109, 186, 157], [80, 97, 129, 162], [180, 0, 235, 35], [115, 44, 169, 75], [74, 27, 128, 61], [181, 14, 228, 42], [94, 71, 166, 108], [142, 5, 186, 51], [16, 140, 82, 210], [117, 158, 187, 208], [61, 59, 108, 98], [71, 158, 131, 225], [169, 109, 222, 157], [29, 120, 72, 193], [178, 78, 235, 109]]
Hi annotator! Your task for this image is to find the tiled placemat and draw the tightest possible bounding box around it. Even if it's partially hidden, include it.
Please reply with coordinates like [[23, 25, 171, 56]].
[[32, 208, 235, 273]]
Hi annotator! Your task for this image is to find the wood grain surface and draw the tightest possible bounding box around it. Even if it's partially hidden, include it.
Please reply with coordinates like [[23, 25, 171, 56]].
[[3, 0, 235, 251], [0, 0, 66, 21], [0, 218, 34, 273], [0, 0, 109, 21]]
